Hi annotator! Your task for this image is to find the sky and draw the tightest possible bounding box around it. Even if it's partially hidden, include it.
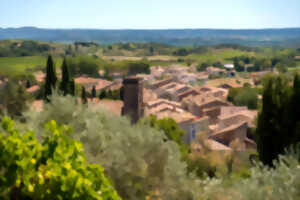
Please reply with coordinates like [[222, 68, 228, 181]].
[[0, 0, 300, 29]]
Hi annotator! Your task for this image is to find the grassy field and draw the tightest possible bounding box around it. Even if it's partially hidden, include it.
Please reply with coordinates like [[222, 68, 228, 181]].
[[0, 56, 62, 76], [103, 55, 177, 61], [206, 77, 254, 87], [186, 48, 258, 64]]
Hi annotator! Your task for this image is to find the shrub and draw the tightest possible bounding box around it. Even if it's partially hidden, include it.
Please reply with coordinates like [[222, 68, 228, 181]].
[[0, 117, 120, 200], [198, 149, 300, 200], [141, 115, 190, 158], [256, 74, 300, 166], [227, 87, 258, 110], [23, 93, 200, 200], [233, 88, 258, 110], [127, 61, 150, 75], [67, 56, 100, 77], [0, 80, 32, 117], [196, 63, 209, 72]]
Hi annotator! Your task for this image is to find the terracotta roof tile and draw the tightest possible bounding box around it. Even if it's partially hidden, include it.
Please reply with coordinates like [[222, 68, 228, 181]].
[[26, 85, 40, 93]]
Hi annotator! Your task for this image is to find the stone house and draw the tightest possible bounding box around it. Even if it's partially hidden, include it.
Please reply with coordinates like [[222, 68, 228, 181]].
[[144, 98, 209, 144], [177, 89, 200, 102], [173, 72, 198, 84], [148, 78, 176, 90], [191, 139, 232, 152], [182, 95, 231, 117], [209, 121, 249, 150], [156, 82, 192, 102], [75, 77, 112, 92], [206, 66, 226, 76]]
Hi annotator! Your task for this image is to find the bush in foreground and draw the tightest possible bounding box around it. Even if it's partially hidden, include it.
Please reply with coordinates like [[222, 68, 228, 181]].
[[24, 93, 200, 200], [198, 147, 300, 200], [0, 117, 120, 200]]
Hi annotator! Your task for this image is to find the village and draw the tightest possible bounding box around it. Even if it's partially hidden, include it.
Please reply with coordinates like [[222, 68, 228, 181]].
[[24, 63, 264, 153], [1, 0, 300, 198]]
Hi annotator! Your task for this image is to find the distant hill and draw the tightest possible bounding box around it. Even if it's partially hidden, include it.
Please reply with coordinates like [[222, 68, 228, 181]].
[[1, 27, 300, 47]]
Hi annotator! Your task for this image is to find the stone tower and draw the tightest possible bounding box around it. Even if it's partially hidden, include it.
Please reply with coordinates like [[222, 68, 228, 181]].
[[121, 77, 144, 123]]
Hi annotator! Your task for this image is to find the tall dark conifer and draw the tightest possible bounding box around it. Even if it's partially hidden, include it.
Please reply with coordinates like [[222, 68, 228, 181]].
[[257, 78, 275, 166], [257, 75, 300, 166], [26, 80, 31, 88], [91, 85, 96, 98], [44, 55, 57, 100], [290, 74, 300, 144], [99, 90, 106, 99], [60, 58, 70, 95], [81, 86, 87, 104], [70, 79, 75, 96]]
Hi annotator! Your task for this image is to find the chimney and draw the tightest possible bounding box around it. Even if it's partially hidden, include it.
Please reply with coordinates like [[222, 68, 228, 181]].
[[121, 77, 144, 123]]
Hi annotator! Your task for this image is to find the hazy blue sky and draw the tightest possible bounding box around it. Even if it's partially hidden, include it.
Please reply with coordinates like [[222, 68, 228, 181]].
[[1, 0, 299, 29]]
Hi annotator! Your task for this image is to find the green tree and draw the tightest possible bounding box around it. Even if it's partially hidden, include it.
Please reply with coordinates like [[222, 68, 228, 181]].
[[99, 90, 106, 99], [288, 73, 300, 148], [78, 57, 99, 76], [233, 88, 258, 110], [92, 85, 96, 98], [0, 117, 121, 200], [196, 63, 209, 72], [0, 80, 32, 117], [120, 87, 124, 101], [70, 79, 75, 96], [142, 115, 189, 158], [234, 59, 245, 72], [173, 48, 189, 56], [60, 58, 71, 96], [256, 75, 300, 166], [26, 80, 31, 88], [227, 88, 240, 102], [44, 55, 57, 100], [24, 94, 200, 200], [262, 59, 272, 70], [127, 61, 150, 75], [81, 86, 87, 104], [107, 90, 113, 98]]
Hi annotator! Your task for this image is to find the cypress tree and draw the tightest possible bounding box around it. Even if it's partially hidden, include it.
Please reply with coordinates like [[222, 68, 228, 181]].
[[289, 74, 300, 144], [70, 79, 75, 96], [44, 55, 57, 100], [257, 77, 277, 166], [256, 75, 299, 166], [107, 90, 113, 98], [81, 86, 87, 104], [91, 85, 96, 98], [99, 90, 106, 99], [120, 86, 124, 101], [60, 58, 70, 95], [26, 80, 31, 88]]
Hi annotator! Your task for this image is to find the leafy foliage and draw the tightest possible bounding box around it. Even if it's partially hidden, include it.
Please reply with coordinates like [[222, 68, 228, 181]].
[[127, 61, 150, 75], [59, 58, 74, 96], [196, 63, 209, 72], [0, 117, 121, 200], [91, 85, 97, 98], [141, 115, 189, 158], [0, 80, 32, 117], [24, 94, 200, 200], [67, 56, 100, 77], [81, 86, 87, 104], [227, 87, 258, 109], [233, 88, 258, 109], [98, 89, 121, 100], [0, 40, 52, 57], [198, 149, 300, 200], [256, 74, 300, 166], [44, 55, 57, 100]]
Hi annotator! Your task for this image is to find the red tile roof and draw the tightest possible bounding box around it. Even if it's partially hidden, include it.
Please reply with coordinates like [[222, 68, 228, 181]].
[[26, 85, 40, 93]]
